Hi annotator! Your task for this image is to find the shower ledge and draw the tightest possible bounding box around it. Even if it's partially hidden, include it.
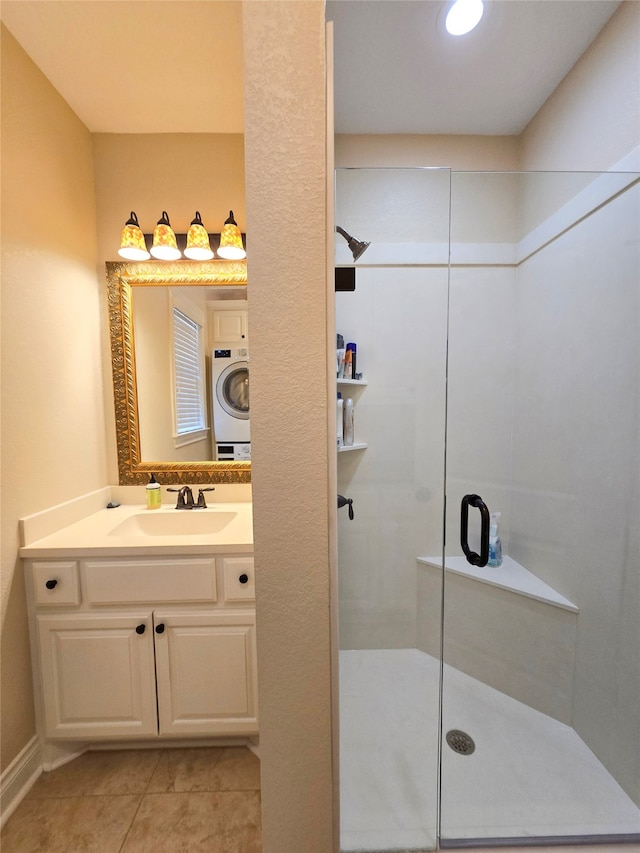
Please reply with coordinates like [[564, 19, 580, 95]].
[[416, 555, 579, 613]]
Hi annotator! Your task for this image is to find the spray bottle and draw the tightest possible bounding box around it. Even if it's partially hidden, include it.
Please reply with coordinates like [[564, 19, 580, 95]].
[[488, 512, 502, 567]]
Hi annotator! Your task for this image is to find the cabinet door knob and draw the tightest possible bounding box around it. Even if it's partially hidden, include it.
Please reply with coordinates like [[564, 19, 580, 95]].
[[135, 624, 146, 635], [239, 573, 249, 584], [155, 623, 165, 634], [45, 579, 58, 590]]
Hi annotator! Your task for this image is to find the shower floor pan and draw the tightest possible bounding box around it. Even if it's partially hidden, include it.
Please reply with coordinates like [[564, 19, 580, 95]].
[[339, 648, 639, 852]]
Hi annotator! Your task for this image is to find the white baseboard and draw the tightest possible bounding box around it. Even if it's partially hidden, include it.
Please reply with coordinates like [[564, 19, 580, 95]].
[[0, 736, 42, 829]]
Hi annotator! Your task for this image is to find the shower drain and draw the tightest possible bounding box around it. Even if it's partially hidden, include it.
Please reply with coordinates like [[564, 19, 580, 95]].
[[446, 729, 476, 755]]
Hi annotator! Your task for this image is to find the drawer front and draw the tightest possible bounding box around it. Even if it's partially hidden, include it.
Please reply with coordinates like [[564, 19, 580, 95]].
[[82, 558, 217, 605], [32, 562, 80, 606], [222, 557, 255, 602]]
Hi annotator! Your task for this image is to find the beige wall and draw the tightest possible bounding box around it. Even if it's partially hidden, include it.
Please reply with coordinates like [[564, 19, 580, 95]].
[[243, 3, 335, 852], [0, 26, 106, 771], [92, 133, 246, 262], [521, 0, 640, 171]]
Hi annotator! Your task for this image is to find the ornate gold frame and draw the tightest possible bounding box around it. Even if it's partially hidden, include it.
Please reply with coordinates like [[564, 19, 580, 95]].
[[106, 260, 250, 485]]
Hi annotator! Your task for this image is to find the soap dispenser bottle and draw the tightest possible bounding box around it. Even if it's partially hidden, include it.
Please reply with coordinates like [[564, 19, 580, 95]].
[[488, 512, 502, 567], [146, 473, 161, 510]]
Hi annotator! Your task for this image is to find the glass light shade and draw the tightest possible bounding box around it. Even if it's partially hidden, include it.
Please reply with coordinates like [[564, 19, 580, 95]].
[[118, 212, 150, 260], [184, 211, 214, 260], [150, 211, 181, 261], [217, 210, 246, 260], [445, 0, 484, 35]]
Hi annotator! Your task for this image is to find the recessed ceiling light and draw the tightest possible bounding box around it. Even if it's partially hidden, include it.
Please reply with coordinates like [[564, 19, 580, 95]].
[[445, 0, 484, 36]]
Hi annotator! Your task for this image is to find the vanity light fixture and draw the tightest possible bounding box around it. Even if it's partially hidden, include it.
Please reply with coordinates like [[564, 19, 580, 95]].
[[184, 211, 214, 260], [217, 210, 246, 260], [117, 210, 247, 261], [150, 211, 181, 261], [336, 226, 370, 262], [445, 0, 484, 36], [118, 211, 151, 260]]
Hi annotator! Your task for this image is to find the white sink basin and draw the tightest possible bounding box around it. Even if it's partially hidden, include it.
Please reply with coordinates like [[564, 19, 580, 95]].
[[109, 510, 237, 538]]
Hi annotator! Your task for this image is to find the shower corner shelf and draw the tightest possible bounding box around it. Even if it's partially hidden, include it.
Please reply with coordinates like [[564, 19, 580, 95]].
[[337, 378, 368, 386], [416, 554, 578, 613]]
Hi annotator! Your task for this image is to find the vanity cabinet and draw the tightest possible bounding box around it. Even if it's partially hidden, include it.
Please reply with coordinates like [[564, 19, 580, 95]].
[[37, 612, 158, 739], [26, 555, 258, 743], [154, 610, 257, 736]]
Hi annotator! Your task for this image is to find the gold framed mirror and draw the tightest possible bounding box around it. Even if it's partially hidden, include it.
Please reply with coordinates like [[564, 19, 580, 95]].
[[107, 260, 250, 485]]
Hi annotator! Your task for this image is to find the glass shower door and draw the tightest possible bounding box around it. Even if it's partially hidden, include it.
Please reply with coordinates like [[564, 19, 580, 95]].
[[439, 170, 640, 845], [336, 166, 451, 852]]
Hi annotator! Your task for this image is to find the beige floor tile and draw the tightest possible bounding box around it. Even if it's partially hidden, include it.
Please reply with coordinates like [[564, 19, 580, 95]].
[[0, 794, 141, 853], [147, 747, 261, 793], [27, 749, 162, 798], [121, 790, 261, 852]]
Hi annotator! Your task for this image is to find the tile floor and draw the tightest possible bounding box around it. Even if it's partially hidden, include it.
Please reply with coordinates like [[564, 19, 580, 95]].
[[3, 716, 638, 853], [1, 746, 261, 853]]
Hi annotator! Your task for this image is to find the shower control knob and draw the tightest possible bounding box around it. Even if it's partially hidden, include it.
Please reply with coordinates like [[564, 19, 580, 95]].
[[45, 579, 58, 590], [239, 573, 249, 584]]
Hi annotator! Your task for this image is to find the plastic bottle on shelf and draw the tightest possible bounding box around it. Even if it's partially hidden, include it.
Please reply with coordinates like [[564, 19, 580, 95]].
[[343, 397, 354, 446], [346, 342, 357, 379], [337, 393, 344, 448], [488, 512, 502, 567]]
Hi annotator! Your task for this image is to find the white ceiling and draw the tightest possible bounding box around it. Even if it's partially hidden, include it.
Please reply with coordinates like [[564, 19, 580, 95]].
[[327, 0, 622, 134], [1, 0, 622, 136]]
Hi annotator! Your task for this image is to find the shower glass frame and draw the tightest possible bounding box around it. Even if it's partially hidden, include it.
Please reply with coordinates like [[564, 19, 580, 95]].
[[334, 166, 640, 851]]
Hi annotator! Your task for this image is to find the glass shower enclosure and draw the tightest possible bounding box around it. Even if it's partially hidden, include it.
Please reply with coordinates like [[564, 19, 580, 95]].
[[335, 167, 640, 850]]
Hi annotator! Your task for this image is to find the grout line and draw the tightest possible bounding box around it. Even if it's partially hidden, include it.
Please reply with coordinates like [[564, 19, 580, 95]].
[[117, 748, 164, 853]]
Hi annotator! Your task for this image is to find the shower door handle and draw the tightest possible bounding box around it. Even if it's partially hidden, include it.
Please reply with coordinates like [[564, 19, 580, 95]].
[[460, 494, 489, 567]]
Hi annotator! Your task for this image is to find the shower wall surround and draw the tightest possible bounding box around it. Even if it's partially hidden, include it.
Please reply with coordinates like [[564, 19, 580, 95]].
[[509, 181, 640, 802], [336, 168, 640, 808]]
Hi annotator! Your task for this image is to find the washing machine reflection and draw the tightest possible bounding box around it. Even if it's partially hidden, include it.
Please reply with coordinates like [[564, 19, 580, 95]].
[[211, 348, 250, 460]]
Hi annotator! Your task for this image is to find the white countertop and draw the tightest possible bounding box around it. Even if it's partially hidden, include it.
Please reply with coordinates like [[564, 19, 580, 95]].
[[19, 502, 254, 558]]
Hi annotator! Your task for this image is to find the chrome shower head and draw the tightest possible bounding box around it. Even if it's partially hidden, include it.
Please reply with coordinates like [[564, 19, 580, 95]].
[[336, 226, 370, 261]]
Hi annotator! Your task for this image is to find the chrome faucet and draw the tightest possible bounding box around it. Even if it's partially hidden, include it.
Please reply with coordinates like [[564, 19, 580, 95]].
[[167, 486, 195, 509]]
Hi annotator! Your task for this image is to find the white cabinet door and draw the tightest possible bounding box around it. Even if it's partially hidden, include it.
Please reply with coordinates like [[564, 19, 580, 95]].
[[212, 310, 247, 343], [37, 613, 157, 739], [154, 610, 258, 736]]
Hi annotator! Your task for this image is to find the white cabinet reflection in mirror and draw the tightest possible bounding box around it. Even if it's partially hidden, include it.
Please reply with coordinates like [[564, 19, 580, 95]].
[[212, 307, 248, 343], [26, 555, 258, 760]]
